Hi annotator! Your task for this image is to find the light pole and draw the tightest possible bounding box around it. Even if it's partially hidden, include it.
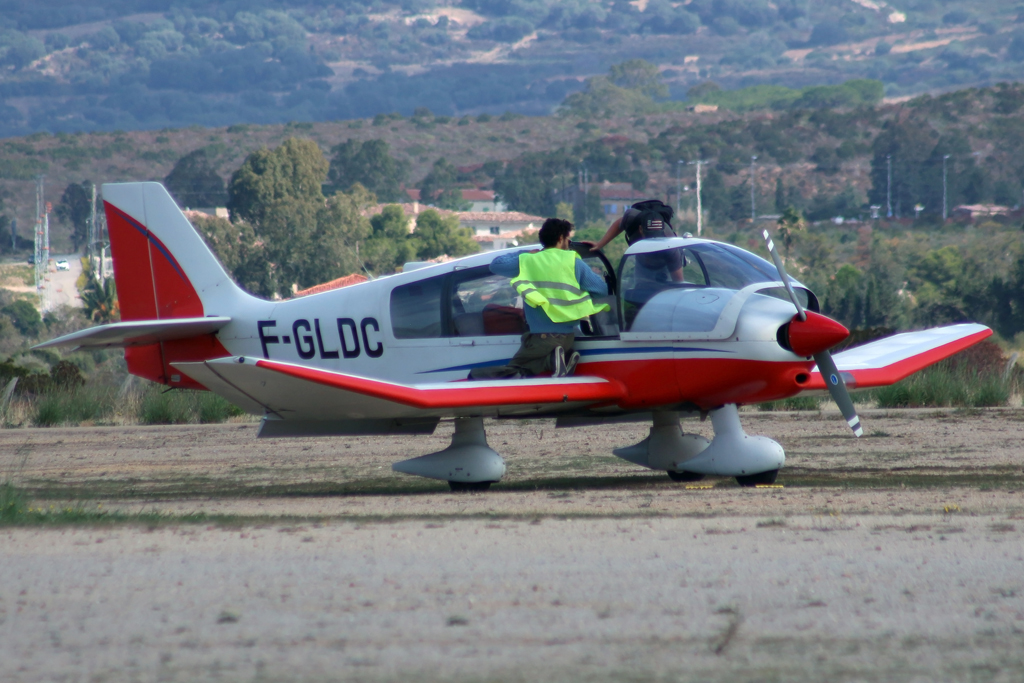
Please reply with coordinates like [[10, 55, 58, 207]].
[[942, 154, 950, 221], [886, 154, 892, 218], [750, 155, 757, 222]]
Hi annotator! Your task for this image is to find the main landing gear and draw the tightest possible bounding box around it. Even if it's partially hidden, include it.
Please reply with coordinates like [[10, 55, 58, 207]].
[[613, 405, 785, 487], [391, 417, 505, 492]]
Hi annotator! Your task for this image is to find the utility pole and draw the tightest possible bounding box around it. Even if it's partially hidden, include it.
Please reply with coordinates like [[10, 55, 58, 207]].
[[886, 155, 892, 218], [88, 182, 97, 265], [750, 155, 757, 222], [43, 201, 50, 312], [34, 175, 44, 303], [688, 160, 707, 237], [942, 154, 950, 222], [676, 160, 683, 215]]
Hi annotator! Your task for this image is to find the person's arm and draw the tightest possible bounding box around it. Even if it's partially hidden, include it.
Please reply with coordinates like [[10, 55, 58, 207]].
[[578, 218, 622, 251], [575, 259, 608, 297], [489, 253, 520, 278]]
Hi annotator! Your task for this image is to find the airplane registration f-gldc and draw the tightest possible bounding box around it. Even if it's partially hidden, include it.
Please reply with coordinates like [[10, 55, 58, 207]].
[[40, 183, 991, 490]]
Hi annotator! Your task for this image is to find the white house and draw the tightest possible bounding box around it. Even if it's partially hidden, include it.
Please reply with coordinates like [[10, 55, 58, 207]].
[[457, 211, 543, 251]]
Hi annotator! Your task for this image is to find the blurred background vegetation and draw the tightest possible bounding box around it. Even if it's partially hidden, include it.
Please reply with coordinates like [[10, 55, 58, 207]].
[[1, 0, 1024, 135]]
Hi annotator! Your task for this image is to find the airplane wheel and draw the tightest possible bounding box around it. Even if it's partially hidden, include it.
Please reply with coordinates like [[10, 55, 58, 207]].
[[448, 480, 493, 492], [735, 469, 779, 487], [667, 470, 705, 482]]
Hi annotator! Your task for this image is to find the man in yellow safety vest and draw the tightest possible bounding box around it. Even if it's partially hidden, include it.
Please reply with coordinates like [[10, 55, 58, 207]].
[[470, 218, 609, 379]]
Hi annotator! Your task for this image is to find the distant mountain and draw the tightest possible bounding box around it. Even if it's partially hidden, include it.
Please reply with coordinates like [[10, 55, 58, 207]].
[[0, 0, 1022, 136]]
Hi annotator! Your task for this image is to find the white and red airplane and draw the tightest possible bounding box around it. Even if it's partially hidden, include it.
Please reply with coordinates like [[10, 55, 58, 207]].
[[40, 183, 991, 490]]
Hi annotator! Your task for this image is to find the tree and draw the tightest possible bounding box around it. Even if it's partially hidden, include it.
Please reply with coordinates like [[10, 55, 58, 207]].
[[81, 278, 119, 324], [414, 210, 479, 261], [328, 139, 409, 203], [190, 214, 258, 274], [1, 300, 42, 337], [869, 120, 936, 218], [419, 158, 470, 210], [56, 181, 92, 251], [164, 149, 227, 208], [0, 31, 45, 70], [991, 252, 1024, 339], [608, 59, 668, 99], [493, 152, 574, 216], [560, 59, 664, 117], [361, 205, 418, 275], [228, 138, 329, 228], [775, 207, 805, 259], [226, 139, 372, 297], [700, 168, 730, 224]]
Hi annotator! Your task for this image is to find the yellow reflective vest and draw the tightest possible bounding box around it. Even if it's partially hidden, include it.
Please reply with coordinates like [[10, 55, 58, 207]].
[[511, 248, 609, 324]]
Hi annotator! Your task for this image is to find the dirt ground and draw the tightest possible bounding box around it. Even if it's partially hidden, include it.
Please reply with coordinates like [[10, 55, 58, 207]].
[[2, 408, 1024, 682]]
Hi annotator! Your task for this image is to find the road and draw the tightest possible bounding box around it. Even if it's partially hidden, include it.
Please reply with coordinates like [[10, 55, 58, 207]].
[[41, 253, 83, 310]]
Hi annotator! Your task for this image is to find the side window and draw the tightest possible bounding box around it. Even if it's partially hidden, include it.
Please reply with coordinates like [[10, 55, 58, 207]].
[[450, 270, 526, 337], [390, 276, 444, 339]]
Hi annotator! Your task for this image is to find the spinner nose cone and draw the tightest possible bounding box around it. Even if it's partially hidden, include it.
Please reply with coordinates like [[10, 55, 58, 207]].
[[780, 311, 849, 357]]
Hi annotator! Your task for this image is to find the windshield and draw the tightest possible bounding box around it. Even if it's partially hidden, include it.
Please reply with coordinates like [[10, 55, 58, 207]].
[[618, 241, 815, 331]]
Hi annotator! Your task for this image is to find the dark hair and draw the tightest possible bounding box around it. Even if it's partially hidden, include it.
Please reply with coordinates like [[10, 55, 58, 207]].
[[539, 218, 573, 248]]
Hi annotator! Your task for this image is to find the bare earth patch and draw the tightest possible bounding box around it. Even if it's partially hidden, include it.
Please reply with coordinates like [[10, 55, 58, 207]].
[[2, 409, 1024, 681]]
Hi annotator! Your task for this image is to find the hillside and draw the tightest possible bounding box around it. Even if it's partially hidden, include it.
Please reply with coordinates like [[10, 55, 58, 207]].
[[1, 0, 1023, 137], [2, 80, 1023, 254]]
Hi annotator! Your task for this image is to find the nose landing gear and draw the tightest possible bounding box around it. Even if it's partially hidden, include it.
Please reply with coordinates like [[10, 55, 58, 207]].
[[613, 405, 785, 487]]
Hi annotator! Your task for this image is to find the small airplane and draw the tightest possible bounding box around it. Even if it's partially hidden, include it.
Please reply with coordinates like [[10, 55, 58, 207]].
[[40, 183, 991, 490]]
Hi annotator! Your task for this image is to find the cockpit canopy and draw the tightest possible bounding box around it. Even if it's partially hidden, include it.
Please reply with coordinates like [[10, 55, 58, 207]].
[[619, 237, 818, 333]]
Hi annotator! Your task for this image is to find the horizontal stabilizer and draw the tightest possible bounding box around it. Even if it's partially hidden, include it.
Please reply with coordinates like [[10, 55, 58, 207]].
[[805, 323, 991, 390], [173, 356, 626, 421], [34, 316, 231, 350]]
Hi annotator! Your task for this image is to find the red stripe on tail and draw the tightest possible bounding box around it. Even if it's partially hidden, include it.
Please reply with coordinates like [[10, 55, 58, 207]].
[[104, 201, 229, 388]]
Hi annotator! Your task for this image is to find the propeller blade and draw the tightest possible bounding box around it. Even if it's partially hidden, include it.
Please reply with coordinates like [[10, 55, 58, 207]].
[[761, 229, 862, 437], [814, 350, 863, 437], [762, 229, 806, 322]]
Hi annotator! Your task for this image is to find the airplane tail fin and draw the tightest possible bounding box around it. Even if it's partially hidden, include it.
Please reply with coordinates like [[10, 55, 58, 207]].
[[102, 182, 246, 321], [99, 182, 250, 388]]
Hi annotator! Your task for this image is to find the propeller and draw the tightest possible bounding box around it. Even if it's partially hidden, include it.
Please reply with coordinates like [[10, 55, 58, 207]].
[[762, 229, 863, 437]]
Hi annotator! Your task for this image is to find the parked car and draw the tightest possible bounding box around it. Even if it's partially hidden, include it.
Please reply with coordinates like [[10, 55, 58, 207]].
[[27, 255, 34, 265], [56, 259, 70, 271]]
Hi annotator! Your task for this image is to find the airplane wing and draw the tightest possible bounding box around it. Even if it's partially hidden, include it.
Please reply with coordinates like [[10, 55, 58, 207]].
[[34, 317, 231, 350], [172, 356, 627, 424], [804, 323, 992, 390]]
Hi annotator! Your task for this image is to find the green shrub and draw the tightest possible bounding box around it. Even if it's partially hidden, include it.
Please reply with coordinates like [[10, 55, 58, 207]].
[[757, 395, 823, 411], [140, 389, 193, 424], [0, 482, 28, 522], [197, 392, 244, 423], [140, 388, 244, 424], [874, 364, 1010, 408], [33, 387, 115, 426]]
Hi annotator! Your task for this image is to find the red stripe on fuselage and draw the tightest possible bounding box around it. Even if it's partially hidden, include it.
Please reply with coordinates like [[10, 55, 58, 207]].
[[578, 357, 816, 409], [255, 359, 627, 409]]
